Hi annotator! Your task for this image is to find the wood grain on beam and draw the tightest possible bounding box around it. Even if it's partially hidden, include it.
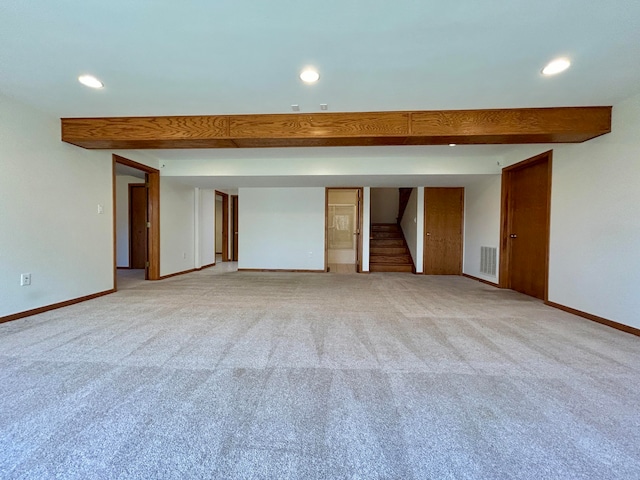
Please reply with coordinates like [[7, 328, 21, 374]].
[[230, 112, 409, 138], [61, 107, 611, 149], [410, 107, 612, 143]]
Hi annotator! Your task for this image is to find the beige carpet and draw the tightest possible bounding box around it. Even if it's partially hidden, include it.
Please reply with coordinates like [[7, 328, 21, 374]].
[[1, 266, 639, 479]]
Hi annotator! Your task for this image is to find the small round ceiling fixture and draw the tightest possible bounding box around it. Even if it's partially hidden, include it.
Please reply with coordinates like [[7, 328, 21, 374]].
[[300, 69, 320, 83], [542, 58, 571, 76], [78, 74, 104, 89]]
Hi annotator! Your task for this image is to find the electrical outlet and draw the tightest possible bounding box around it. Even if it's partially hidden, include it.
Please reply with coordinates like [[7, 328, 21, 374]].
[[20, 273, 31, 286]]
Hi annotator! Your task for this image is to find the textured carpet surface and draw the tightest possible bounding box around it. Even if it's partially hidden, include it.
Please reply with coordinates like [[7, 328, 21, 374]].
[[1, 267, 639, 479]]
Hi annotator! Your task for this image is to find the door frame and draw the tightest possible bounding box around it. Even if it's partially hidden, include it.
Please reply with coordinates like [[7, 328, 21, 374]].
[[128, 183, 147, 269], [499, 150, 552, 299], [113, 154, 160, 289], [325, 187, 364, 273], [215, 191, 230, 262]]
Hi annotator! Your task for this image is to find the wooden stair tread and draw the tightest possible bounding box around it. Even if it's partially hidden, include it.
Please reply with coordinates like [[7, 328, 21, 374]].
[[370, 239, 404, 245], [369, 257, 411, 265], [370, 247, 407, 254], [370, 264, 413, 272], [369, 223, 413, 273], [371, 232, 403, 239], [371, 223, 399, 229]]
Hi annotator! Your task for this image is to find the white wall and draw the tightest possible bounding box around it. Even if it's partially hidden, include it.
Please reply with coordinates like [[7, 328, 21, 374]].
[[371, 188, 399, 223], [115, 175, 144, 267], [415, 188, 425, 273], [499, 92, 640, 329], [463, 176, 501, 283], [160, 178, 195, 276], [0, 93, 113, 317], [362, 188, 370, 272], [400, 188, 419, 271], [215, 196, 223, 253], [160, 147, 503, 179], [199, 189, 215, 267], [238, 188, 325, 270]]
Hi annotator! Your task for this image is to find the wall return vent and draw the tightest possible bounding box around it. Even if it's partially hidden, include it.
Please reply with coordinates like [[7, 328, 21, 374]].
[[480, 247, 497, 276]]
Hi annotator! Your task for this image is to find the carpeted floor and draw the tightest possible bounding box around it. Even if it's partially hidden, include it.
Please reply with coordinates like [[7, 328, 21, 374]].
[[1, 266, 639, 479]]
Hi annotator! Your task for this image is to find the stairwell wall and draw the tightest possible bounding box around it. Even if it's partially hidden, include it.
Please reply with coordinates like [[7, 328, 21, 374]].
[[400, 188, 421, 272]]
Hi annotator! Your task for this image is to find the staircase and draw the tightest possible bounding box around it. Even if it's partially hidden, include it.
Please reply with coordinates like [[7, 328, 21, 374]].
[[370, 224, 414, 272]]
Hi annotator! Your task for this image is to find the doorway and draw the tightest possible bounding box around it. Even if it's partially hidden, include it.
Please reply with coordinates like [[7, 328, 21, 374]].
[[215, 191, 229, 262], [112, 155, 160, 289], [326, 188, 363, 273], [423, 187, 464, 275], [499, 151, 552, 300]]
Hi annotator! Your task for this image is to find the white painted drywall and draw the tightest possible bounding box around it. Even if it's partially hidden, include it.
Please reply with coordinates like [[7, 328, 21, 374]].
[[400, 188, 419, 270], [159, 147, 504, 179], [160, 178, 195, 276], [199, 189, 215, 267], [371, 188, 399, 223], [463, 176, 501, 283], [0, 93, 113, 317], [499, 92, 640, 329], [362, 188, 370, 272], [238, 188, 325, 270], [215, 196, 223, 253], [115, 175, 144, 267], [415, 188, 425, 273]]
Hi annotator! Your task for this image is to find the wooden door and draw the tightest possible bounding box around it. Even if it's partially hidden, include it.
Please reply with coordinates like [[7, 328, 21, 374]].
[[500, 152, 551, 300], [424, 187, 464, 275], [231, 195, 238, 261], [129, 184, 147, 269]]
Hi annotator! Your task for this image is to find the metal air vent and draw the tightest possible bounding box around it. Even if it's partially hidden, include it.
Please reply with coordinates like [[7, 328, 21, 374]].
[[480, 246, 497, 276]]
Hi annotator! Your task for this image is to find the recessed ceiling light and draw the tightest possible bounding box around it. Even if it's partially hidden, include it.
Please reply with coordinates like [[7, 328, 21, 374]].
[[300, 69, 320, 83], [449, 143, 456, 147], [541, 58, 571, 76], [78, 74, 104, 89]]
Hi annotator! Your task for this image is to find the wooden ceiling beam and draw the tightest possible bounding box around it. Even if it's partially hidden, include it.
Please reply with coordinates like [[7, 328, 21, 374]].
[[61, 106, 611, 149]]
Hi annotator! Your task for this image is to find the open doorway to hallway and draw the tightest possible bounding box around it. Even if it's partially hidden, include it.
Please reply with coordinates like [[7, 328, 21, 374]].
[[215, 191, 229, 262], [112, 155, 160, 289], [326, 188, 363, 273]]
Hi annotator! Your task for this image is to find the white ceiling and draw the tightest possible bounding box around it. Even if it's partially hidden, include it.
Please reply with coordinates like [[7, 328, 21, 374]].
[[2, 1, 640, 187], [2, 0, 639, 117], [114, 163, 146, 179]]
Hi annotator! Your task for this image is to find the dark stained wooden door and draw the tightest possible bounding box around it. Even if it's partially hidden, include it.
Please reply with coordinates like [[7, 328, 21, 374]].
[[503, 153, 551, 299], [424, 187, 464, 275], [231, 195, 238, 261], [129, 184, 147, 269]]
